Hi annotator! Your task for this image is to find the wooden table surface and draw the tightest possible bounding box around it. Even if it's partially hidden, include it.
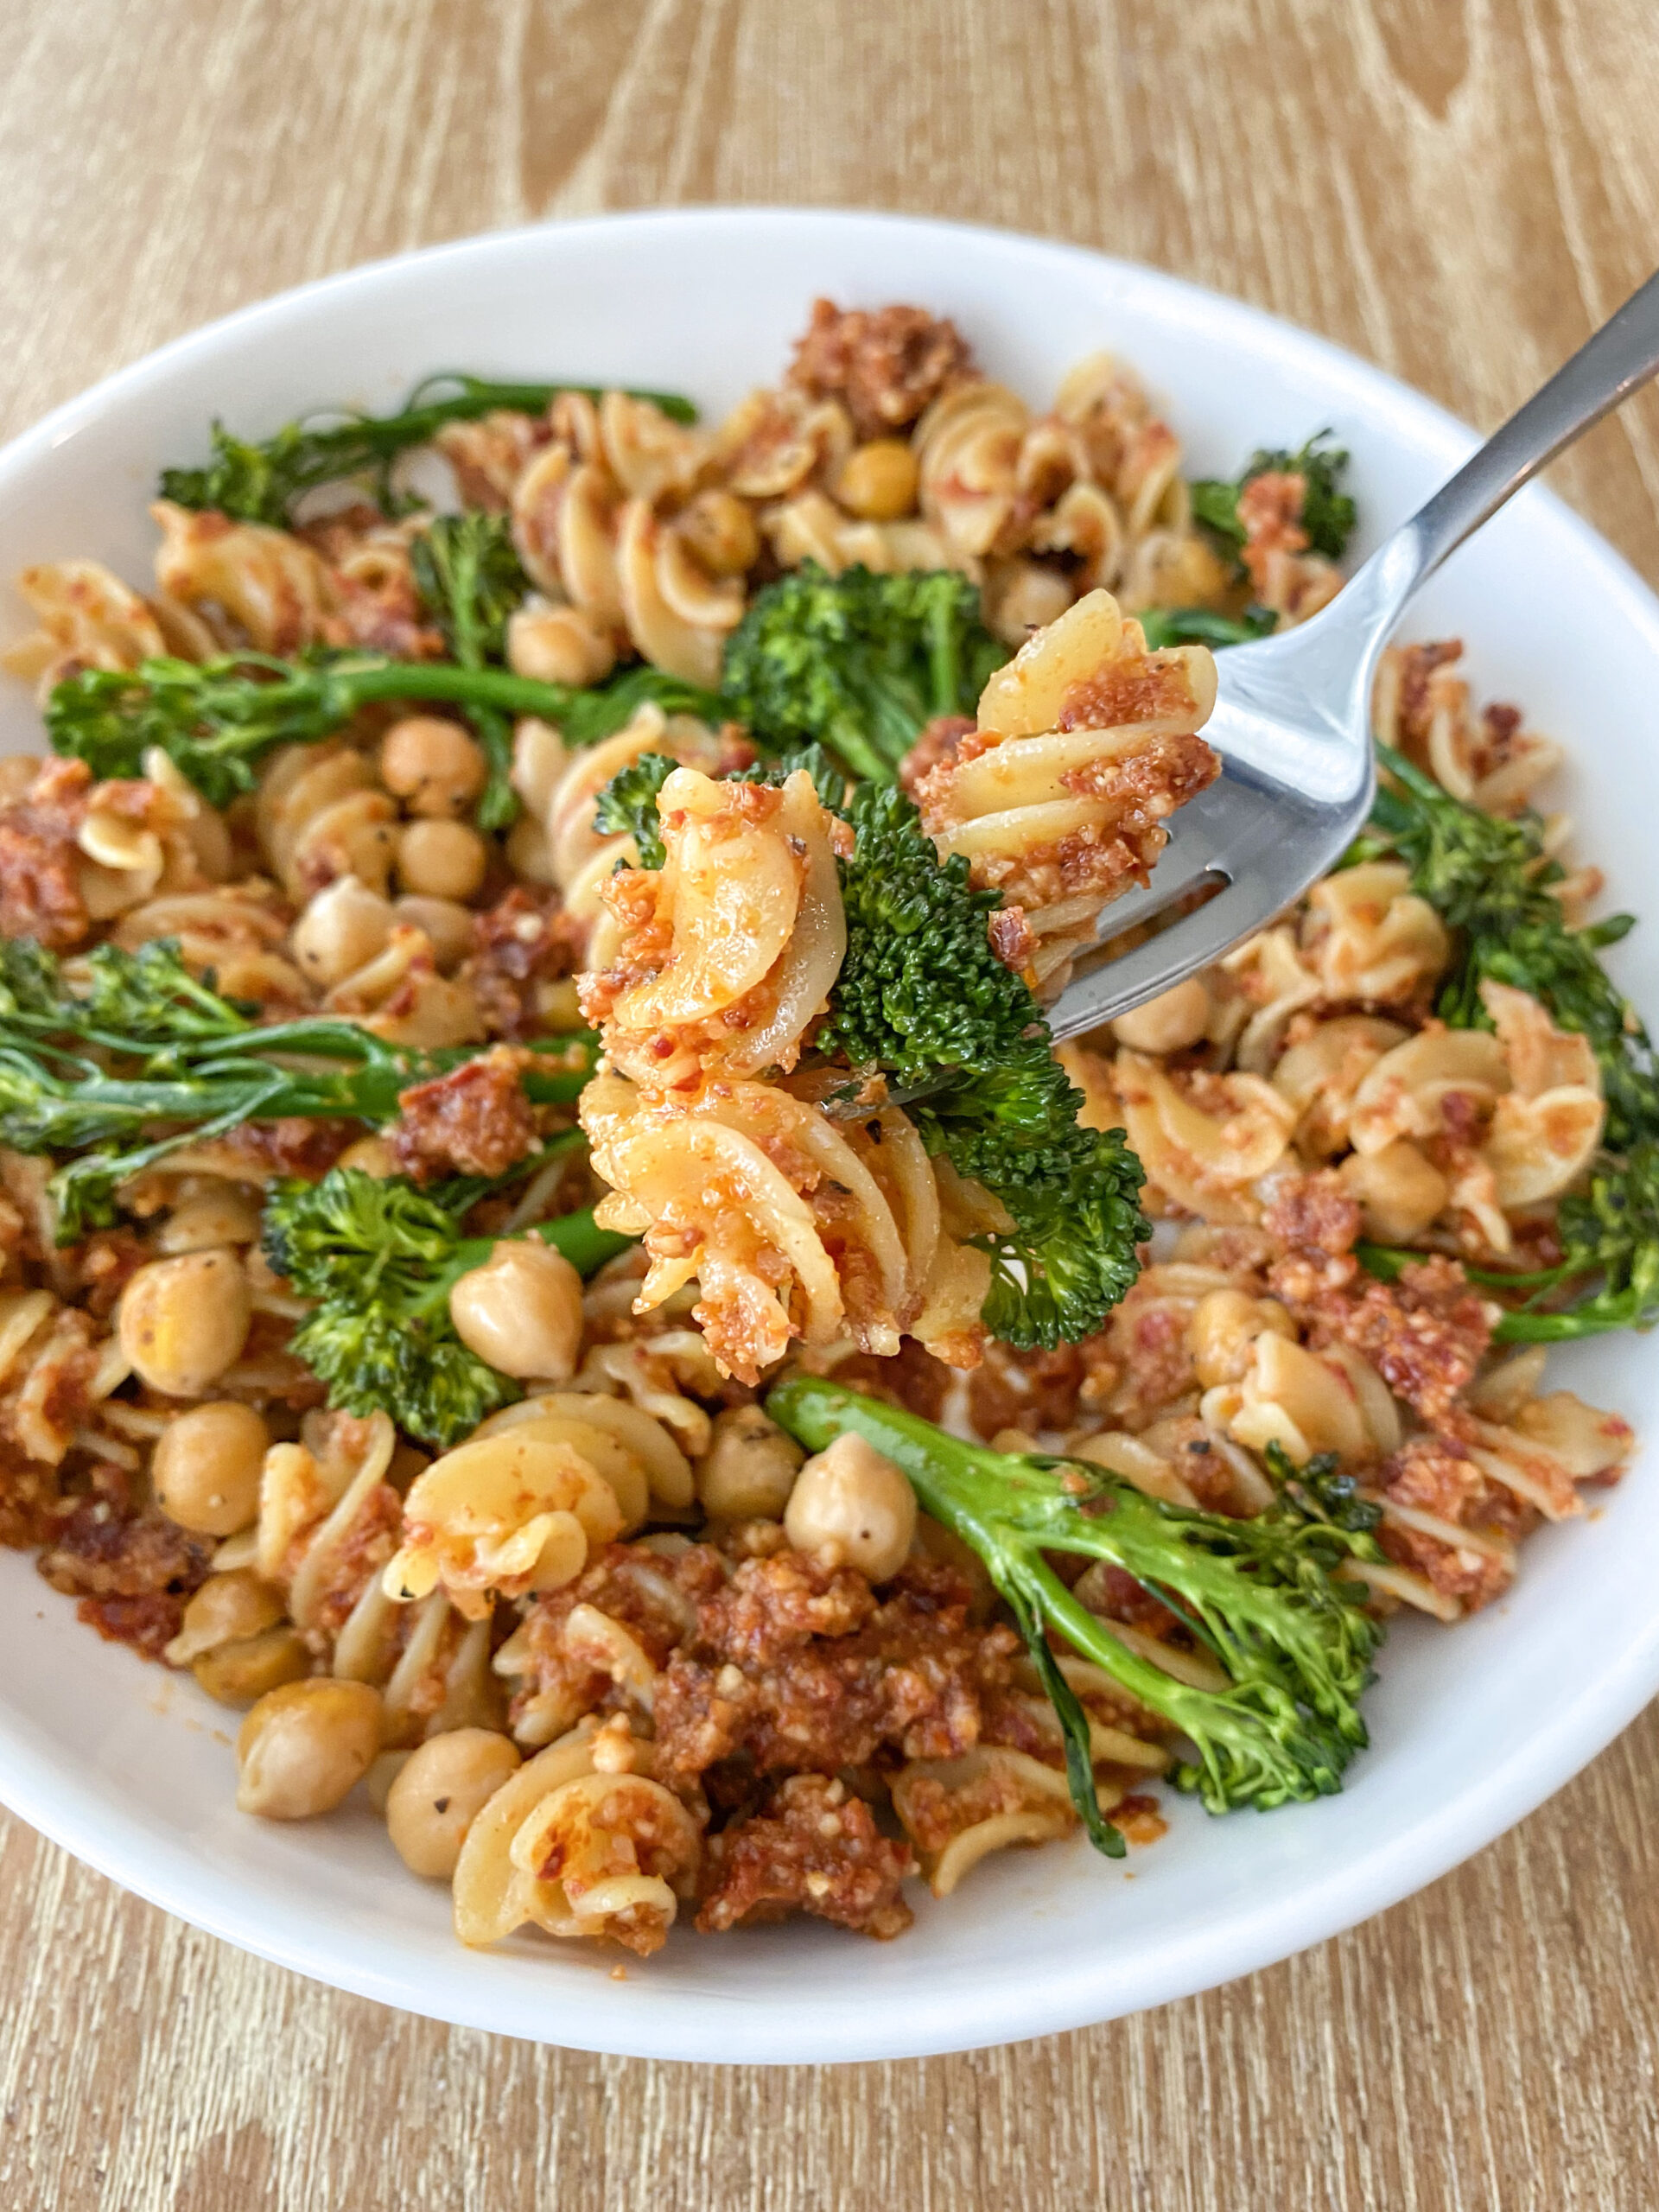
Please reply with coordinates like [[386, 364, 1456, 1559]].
[[4, 2, 1659, 2205]]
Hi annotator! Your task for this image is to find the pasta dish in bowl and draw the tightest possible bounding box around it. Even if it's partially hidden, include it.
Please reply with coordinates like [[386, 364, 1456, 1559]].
[[0, 209, 1655, 2061]]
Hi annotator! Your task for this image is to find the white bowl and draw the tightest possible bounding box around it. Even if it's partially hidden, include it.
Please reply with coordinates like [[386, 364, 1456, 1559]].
[[2, 208, 1656, 2064]]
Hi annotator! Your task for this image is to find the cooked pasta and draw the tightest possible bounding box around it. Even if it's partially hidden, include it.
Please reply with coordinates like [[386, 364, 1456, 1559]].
[[0, 297, 1643, 1966], [911, 589, 1220, 995]]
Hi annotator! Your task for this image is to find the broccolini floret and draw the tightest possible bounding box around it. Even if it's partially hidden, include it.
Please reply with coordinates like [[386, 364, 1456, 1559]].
[[1136, 606, 1276, 651], [263, 1159, 630, 1447], [46, 652, 719, 810], [408, 511, 533, 830], [592, 750, 678, 870], [1191, 432, 1358, 563], [159, 372, 697, 526], [720, 563, 1007, 785], [766, 1380, 1384, 1849], [0, 937, 596, 1240], [821, 779, 1147, 1348]]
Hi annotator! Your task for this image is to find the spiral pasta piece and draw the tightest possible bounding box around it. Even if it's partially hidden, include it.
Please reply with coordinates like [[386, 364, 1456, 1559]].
[[892, 1746, 1099, 1897], [490, 1535, 707, 1746], [1, 560, 167, 692], [512, 706, 728, 925], [249, 1409, 493, 1744], [582, 763, 846, 1088], [1112, 1048, 1297, 1224], [912, 589, 1220, 995], [0, 1288, 123, 1480], [915, 381, 1033, 563], [381, 1379, 690, 1624], [452, 1713, 700, 1957], [112, 885, 304, 1007], [151, 499, 340, 658], [505, 393, 744, 683], [1373, 639, 1563, 817], [382, 1427, 626, 1618], [581, 1071, 985, 1383]]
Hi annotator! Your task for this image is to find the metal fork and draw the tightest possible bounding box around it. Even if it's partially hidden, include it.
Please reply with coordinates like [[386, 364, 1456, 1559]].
[[1045, 265, 1659, 1044]]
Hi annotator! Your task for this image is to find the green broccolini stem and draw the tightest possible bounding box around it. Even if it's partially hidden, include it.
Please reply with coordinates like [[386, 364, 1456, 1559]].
[[46, 654, 722, 807], [160, 373, 697, 525], [410, 1208, 632, 1314], [0, 936, 598, 1239], [766, 1377, 1381, 1846]]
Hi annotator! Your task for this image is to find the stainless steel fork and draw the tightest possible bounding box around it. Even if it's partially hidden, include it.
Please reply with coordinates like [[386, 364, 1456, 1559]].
[[1045, 264, 1659, 1044]]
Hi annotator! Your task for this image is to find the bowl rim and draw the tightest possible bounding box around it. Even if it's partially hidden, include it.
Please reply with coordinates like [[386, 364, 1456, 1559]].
[[4, 204, 1659, 2062]]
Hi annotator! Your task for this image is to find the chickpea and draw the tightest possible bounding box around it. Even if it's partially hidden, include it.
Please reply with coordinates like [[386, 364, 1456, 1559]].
[[836, 439, 920, 521], [1189, 1288, 1296, 1391], [696, 1405, 804, 1521], [988, 561, 1075, 640], [784, 1431, 917, 1583], [379, 716, 486, 818], [397, 817, 488, 902], [156, 1184, 262, 1255], [118, 1249, 251, 1398], [335, 1135, 399, 1179], [236, 1678, 384, 1820], [290, 876, 395, 988], [448, 1240, 583, 1381], [507, 603, 618, 688], [386, 1728, 521, 1878], [152, 1401, 270, 1534], [1339, 1140, 1449, 1244], [395, 893, 475, 971], [676, 488, 760, 575], [365, 1749, 412, 1817], [1111, 976, 1212, 1056], [166, 1569, 283, 1663], [537, 976, 583, 1032], [194, 1628, 310, 1709], [988, 1427, 1039, 1455]]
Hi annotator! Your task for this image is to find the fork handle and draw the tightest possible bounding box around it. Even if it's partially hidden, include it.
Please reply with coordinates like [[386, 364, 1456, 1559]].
[[1379, 264, 1659, 600]]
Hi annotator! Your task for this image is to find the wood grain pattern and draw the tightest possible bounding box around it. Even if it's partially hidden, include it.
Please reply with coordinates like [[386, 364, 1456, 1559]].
[[3, 1, 1659, 2204]]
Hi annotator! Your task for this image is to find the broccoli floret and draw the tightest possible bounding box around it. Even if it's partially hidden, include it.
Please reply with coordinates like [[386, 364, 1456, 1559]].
[[264, 1161, 630, 1447], [46, 653, 718, 810], [823, 779, 1147, 1347], [0, 937, 596, 1239], [410, 510, 529, 668], [159, 373, 696, 526], [816, 780, 1029, 1080], [1261, 1440, 1384, 1539], [1137, 606, 1277, 650], [1191, 432, 1357, 563], [593, 751, 678, 870], [766, 1380, 1385, 1847], [719, 563, 1007, 785]]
